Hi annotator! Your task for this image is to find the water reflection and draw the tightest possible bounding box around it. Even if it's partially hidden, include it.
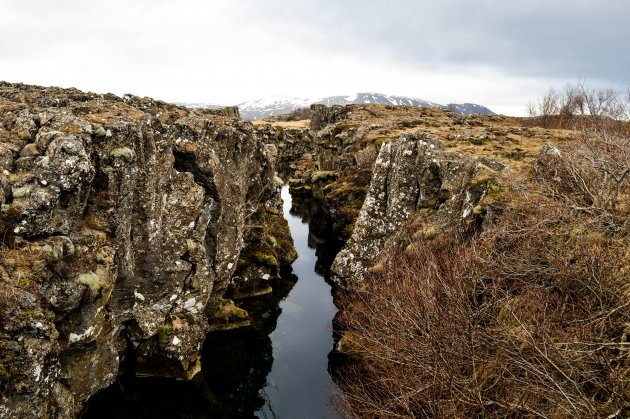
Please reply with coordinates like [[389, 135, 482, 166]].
[[254, 186, 342, 418], [200, 276, 296, 417]]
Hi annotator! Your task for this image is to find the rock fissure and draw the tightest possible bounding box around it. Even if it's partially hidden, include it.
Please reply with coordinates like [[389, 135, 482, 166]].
[[1, 86, 539, 418], [0, 82, 295, 417]]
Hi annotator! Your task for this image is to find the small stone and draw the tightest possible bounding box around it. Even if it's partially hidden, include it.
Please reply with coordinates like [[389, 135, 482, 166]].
[[184, 297, 197, 312], [79, 272, 104, 294], [35, 155, 50, 168], [93, 125, 106, 138], [13, 185, 31, 198], [41, 244, 61, 263], [110, 147, 135, 162], [52, 235, 75, 257], [540, 142, 561, 156]]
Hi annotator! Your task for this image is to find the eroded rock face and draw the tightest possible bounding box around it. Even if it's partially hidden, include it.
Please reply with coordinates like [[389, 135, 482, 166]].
[[255, 124, 315, 173], [310, 104, 352, 132], [0, 82, 279, 417], [331, 132, 497, 287]]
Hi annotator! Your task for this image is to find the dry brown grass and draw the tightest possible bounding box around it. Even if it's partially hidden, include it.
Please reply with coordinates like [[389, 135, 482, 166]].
[[335, 134, 630, 417], [252, 119, 310, 128]]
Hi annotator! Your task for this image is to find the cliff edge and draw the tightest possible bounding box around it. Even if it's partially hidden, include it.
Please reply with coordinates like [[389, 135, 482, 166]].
[[0, 82, 281, 417]]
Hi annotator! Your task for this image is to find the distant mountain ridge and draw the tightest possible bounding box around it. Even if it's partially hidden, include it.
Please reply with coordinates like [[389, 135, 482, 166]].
[[184, 93, 495, 120]]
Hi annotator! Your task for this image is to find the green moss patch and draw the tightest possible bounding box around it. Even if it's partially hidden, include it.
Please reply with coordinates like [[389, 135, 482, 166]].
[[310, 170, 338, 183]]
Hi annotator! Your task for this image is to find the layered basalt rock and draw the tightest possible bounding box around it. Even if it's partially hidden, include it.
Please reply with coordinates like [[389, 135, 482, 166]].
[[0, 82, 286, 417]]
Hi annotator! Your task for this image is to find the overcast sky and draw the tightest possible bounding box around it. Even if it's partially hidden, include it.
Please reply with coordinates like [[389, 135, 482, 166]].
[[1, 0, 628, 115]]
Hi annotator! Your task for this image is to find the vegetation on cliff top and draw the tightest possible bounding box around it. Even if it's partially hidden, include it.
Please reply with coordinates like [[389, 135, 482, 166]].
[[282, 102, 577, 243], [334, 85, 630, 418]]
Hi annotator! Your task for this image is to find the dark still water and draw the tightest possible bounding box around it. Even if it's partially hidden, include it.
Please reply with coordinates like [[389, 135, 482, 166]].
[[84, 186, 342, 418], [255, 186, 341, 418]]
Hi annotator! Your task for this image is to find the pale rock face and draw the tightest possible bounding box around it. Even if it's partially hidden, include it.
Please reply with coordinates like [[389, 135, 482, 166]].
[[0, 82, 279, 417], [331, 132, 497, 287]]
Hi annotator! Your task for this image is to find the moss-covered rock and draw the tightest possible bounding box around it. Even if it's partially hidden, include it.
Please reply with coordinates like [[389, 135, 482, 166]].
[[252, 252, 278, 268], [109, 147, 135, 161], [208, 299, 251, 331], [310, 170, 338, 183], [77, 272, 103, 295], [93, 125, 106, 138]]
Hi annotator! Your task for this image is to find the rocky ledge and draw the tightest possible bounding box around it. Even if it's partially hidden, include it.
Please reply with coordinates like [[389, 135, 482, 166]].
[[0, 82, 291, 417]]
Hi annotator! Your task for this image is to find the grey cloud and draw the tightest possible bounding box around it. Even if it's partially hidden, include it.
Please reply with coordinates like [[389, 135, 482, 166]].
[[0, 0, 626, 114], [246, 0, 629, 87]]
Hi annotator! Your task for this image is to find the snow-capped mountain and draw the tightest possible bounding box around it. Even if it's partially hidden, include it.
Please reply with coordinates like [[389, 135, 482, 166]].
[[445, 103, 494, 115], [182, 93, 494, 120], [236, 96, 317, 120], [315, 93, 442, 109], [177, 102, 225, 109]]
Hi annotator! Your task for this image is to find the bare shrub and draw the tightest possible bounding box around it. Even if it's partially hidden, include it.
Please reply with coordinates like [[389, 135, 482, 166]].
[[531, 87, 561, 128], [536, 137, 630, 219], [534, 85, 630, 218], [336, 236, 480, 418], [336, 184, 630, 418], [354, 145, 377, 172], [336, 83, 630, 417], [526, 82, 629, 130]]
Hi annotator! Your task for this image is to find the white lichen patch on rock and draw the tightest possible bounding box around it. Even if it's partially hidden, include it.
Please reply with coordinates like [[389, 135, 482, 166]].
[[332, 132, 499, 287], [69, 326, 95, 344], [0, 82, 283, 417]]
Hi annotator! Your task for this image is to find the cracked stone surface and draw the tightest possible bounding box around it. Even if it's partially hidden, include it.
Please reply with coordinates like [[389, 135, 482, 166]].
[[0, 82, 280, 417], [331, 132, 497, 287]]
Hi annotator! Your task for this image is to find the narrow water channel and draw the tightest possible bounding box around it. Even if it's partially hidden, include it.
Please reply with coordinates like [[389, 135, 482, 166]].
[[83, 186, 343, 418], [255, 185, 341, 418]]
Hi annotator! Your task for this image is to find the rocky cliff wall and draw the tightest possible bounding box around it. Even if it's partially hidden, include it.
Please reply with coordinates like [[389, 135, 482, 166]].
[[331, 133, 499, 287], [255, 124, 315, 174], [0, 83, 282, 417], [261, 104, 509, 288]]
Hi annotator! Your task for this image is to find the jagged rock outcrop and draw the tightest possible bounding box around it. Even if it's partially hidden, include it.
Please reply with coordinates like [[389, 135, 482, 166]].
[[255, 124, 315, 173], [331, 132, 499, 287], [310, 104, 352, 131], [0, 82, 284, 417], [205, 106, 241, 119]]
